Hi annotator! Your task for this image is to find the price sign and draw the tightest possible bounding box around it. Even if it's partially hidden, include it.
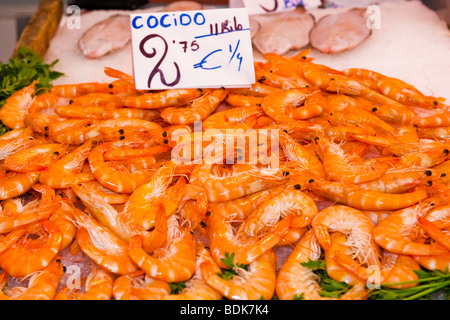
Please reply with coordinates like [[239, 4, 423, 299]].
[[130, 8, 255, 90], [240, 0, 321, 15]]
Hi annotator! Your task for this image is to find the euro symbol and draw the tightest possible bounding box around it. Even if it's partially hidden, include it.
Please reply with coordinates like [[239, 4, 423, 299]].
[[193, 49, 222, 70]]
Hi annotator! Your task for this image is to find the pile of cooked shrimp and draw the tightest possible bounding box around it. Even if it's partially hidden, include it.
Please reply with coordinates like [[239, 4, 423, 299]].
[[0, 49, 448, 300]]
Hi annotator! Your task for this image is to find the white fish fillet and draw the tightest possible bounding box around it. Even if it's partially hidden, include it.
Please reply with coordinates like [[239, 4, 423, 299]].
[[252, 7, 315, 55], [310, 9, 372, 54], [78, 14, 131, 60]]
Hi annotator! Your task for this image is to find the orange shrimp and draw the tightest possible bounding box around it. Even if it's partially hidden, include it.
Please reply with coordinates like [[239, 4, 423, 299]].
[[313, 134, 393, 184], [49, 82, 111, 97], [202, 105, 264, 131], [189, 160, 284, 202], [4, 143, 66, 172], [54, 104, 160, 121], [163, 244, 223, 300], [307, 179, 428, 211], [0, 184, 58, 233], [373, 203, 448, 256], [0, 258, 64, 300], [39, 140, 95, 189], [380, 252, 422, 289], [312, 205, 381, 281], [261, 89, 314, 122], [238, 188, 318, 237], [160, 89, 227, 125], [224, 93, 264, 109], [0, 169, 40, 200], [200, 250, 277, 300], [0, 220, 63, 277], [276, 230, 369, 300], [229, 82, 283, 97], [101, 138, 169, 161], [80, 181, 129, 204], [0, 127, 44, 160], [418, 127, 450, 140], [88, 142, 156, 194], [54, 266, 114, 300], [69, 92, 124, 108], [0, 81, 36, 129], [127, 215, 197, 283], [377, 76, 445, 109], [207, 208, 292, 267], [112, 270, 171, 300], [28, 92, 60, 113], [123, 88, 204, 109], [70, 203, 139, 275], [23, 113, 66, 137]]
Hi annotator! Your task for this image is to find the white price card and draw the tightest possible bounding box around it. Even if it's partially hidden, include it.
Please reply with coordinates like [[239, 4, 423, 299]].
[[130, 8, 255, 90], [241, 0, 321, 15]]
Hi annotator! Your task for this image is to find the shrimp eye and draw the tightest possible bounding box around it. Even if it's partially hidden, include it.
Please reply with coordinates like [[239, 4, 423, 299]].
[[330, 78, 335, 81], [283, 171, 290, 176], [108, 84, 114, 89], [118, 129, 125, 135], [63, 266, 67, 272], [256, 103, 261, 107], [163, 139, 169, 144], [433, 100, 438, 106], [44, 126, 49, 131], [441, 173, 447, 177], [206, 211, 211, 216], [200, 221, 206, 228], [69, 100, 73, 104], [444, 149, 449, 155], [430, 202, 435, 206], [258, 76, 266, 83], [425, 170, 432, 176], [53, 151, 60, 156], [162, 131, 168, 137], [294, 184, 301, 189], [197, 88, 203, 93], [308, 179, 315, 183], [372, 107, 378, 112], [427, 181, 433, 186], [56, 258, 62, 264]]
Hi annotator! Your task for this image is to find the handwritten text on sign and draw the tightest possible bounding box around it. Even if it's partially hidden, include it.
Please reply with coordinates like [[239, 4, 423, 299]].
[[130, 8, 255, 90], [242, 0, 321, 15]]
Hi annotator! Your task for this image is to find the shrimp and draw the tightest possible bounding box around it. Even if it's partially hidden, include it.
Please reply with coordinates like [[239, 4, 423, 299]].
[[0, 127, 44, 160], [275, 230, 368, 300], [238, 189, 318, 237], [54, 104, 160, 121], [54, 266, 114, 300], [69, 92, 124, 108], [311, 205, 381, 282], [0, 258, 63, 300], [88, 142, 156, 194], [48, 198, 77, 250], [160, 89, 227, 125], [261, 89, 315, 122], [28, 92, 60, 113], [70, 202, 139, 274], [313, 135, 394, 184], [200, 250, 277, 300], [102, 138, 169, 161], [0, 220, 63, 277], [189, 160, 285, 202], [398, 146, 450, 168], [202, 105, 264, 131], [207, 208, 292, 267], [418, 127, 450, 140], [413, 251, 450, 272], [357, 168, 437, 194], [414, 110, 450, 128], [39, 140, 95, 189], [123, 88, 204, 109], [80, 181, 129, 204], [0, 169, 40, 200], [4, 143, 66, 172], [372, 203, 448, 256], [0, 81, 36, 129], [307, 179, 428, 211], [112, 270, 171, 300], [380, 252, 422, 289], [49, 82, 111, 97], [224, 93, 264, 109], [279, 130, 326, 179], [162, 244, 223, 300], [127, 214, 197, 283], [377, 76, 445, 109], [229, 82, 283, 97], [0, 184, 59, 233]]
